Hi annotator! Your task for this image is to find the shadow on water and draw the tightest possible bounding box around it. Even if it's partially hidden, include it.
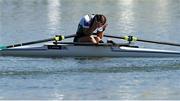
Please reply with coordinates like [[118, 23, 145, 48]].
[[73, 65, 180, 73], [1, 65, 180, 78], [69, 57, 180, 73], [1, 57, 180, 77]]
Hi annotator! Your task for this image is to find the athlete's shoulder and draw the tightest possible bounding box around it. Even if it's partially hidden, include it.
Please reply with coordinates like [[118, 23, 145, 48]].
[[79, 14, 92, 28]]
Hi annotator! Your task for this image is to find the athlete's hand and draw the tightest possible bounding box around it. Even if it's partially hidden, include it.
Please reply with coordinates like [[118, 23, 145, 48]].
[[102, 23, 108, 31]]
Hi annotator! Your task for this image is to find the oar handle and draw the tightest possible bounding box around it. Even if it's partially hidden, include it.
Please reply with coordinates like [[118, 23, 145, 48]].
[[104, 35, 124, 39], [65, 34, 76, 38]]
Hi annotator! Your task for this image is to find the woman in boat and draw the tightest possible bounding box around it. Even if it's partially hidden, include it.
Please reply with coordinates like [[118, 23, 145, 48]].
[[73, 14, 107, 43]]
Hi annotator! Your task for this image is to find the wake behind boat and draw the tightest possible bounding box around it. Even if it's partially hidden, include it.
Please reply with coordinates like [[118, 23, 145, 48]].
[[1, 42, 180, 58], [1, 34, 180, 58]]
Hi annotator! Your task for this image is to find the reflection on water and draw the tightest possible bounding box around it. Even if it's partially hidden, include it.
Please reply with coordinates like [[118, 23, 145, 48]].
[[1, 57, 180, 77], [0, 57, 180, 100], [117, 0, 135, 34], [47, 0, 61, 34]]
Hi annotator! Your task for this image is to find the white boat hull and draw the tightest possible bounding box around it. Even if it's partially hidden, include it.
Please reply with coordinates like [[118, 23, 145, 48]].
[[1, 44, 180, 58]]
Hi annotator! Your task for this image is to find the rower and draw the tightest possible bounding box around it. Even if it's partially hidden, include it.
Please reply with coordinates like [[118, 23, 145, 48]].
[[73, 14, 108, 44]]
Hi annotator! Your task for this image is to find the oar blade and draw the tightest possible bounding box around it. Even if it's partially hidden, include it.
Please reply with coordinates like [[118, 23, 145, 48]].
[[0, 45, 6, 50]]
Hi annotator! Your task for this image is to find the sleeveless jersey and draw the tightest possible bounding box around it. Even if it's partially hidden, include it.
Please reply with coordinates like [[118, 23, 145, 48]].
[[76, 14, 103, 36]]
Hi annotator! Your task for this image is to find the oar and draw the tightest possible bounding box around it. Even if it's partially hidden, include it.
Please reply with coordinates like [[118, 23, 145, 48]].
[[0, 34, 76, 49], [104, 34, 180, 47]]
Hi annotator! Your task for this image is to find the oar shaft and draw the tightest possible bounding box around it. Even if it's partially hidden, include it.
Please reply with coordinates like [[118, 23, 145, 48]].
[[104, 34, 180, 47], [3, 34, 76, 49], [137, 39, 180, 47], [6, 38, 54, 48]]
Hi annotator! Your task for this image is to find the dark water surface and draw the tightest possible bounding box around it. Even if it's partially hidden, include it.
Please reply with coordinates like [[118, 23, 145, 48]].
[[0, 0, 180, 100]]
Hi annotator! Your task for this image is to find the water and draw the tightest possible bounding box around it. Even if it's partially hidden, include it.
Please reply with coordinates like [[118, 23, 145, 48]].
[[0, 0, 180, 100]]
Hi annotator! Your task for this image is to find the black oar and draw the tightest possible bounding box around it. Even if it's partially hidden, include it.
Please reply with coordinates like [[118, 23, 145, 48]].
[[104, 34, 180, 47], [0, 34, 76, 49]]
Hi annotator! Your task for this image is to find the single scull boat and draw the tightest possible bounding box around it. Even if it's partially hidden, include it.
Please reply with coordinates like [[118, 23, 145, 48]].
[[1, 42, 180, 58]]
